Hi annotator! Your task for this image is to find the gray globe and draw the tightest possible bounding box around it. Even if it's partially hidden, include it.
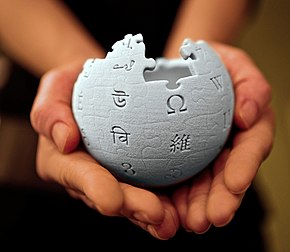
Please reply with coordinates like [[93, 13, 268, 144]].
[[72, 34, 234, 188]]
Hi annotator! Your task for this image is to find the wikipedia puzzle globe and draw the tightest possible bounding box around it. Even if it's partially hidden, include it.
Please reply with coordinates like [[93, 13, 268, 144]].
[[72, 34, 234, 188]]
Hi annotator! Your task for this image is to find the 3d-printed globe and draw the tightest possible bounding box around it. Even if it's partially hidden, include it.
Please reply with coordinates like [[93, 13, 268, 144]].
[[72, 33, 234, 188]]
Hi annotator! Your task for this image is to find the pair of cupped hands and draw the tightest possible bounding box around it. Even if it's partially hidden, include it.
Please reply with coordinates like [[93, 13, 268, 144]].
[[30, 42, 275, 240]]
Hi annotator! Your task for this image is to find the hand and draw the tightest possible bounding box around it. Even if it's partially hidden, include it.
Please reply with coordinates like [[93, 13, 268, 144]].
[[170, 42, 275, 233], [31, 59, 180, 240], [30, 42, 275, 238]]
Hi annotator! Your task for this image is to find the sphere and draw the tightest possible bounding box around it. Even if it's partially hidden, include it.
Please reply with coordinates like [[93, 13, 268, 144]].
[[72, 33, 234, 188]]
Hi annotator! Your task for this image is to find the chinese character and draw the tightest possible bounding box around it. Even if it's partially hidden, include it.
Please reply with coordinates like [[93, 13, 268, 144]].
[[170, 134, 191, 152]]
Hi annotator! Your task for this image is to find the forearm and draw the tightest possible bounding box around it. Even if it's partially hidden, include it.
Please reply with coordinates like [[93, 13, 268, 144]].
[[0, 0, 104, 77], [164, 0, 255, 58]]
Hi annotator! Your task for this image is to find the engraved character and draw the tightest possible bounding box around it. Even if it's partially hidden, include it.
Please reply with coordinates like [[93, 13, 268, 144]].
[[170, 134, 191, 152], [112, 89, 129, 108], [110, 126, 130, 145]]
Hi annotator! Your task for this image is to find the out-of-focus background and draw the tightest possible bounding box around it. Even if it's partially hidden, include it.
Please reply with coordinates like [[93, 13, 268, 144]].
[[236, 0, 290, 251], [0, 0, 289, 251]]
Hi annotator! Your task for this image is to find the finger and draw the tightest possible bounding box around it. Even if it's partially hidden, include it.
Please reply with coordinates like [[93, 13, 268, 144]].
[[144, 194, 179, 240], [213, 43, 272, 129], [224, 107, 275, 193], [153, 194, 179, 240], [66, 188, 96, 209], [31, 60, 84, 153], [207, 149, 245, 227], [171, 184, 189, 229], [119, 183, 165, 225], [36, 135, 124, 216], [173, 170, 212, 233]]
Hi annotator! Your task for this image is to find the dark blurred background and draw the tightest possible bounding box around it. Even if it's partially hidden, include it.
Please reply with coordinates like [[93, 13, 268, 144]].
[[0, 0, 289, 251]]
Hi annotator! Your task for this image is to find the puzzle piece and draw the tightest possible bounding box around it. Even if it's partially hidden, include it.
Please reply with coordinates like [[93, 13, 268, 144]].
[[72, 34, 234, 188]]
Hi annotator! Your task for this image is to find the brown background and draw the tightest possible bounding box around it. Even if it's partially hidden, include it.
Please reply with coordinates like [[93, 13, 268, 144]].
[[237, 0, 290, 251], [0, 0, 289, 251]]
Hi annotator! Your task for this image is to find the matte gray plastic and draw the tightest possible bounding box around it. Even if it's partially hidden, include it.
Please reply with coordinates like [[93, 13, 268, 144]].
[[72, 33, 234, 188]]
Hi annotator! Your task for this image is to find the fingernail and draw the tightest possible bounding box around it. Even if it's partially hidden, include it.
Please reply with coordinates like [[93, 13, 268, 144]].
[[240, 100, 258, 128], [215, 213, 235, 227], [194, 224, 212, 234], [230, 182, 251, 194], [147, 225, 165, 240], [52, 122, 70, 152], [133, 212, 154, 224]]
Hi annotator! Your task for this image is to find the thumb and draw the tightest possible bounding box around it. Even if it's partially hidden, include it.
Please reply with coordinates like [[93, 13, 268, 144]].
[[30, 60, 84, 153]]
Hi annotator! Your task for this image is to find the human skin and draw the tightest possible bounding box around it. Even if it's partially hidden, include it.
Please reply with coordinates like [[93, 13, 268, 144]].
[[0, 0, 273, 240], [31, 43, 274, 239]]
